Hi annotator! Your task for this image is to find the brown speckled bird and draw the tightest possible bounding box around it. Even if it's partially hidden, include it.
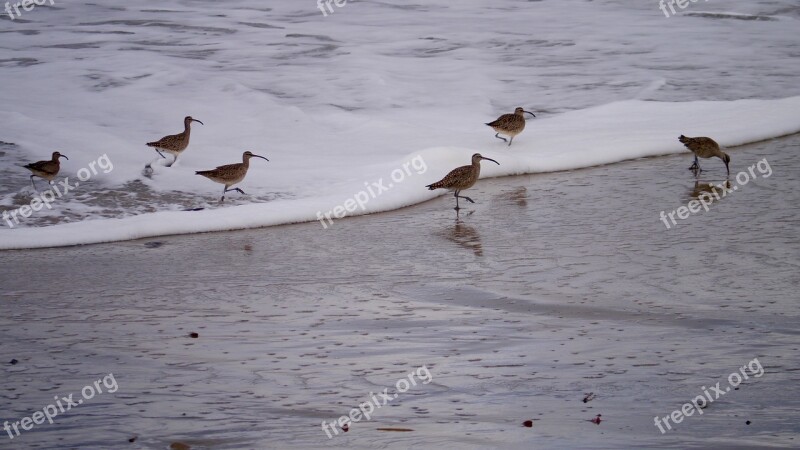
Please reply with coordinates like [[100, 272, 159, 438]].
[[679, 135, 730, 175], [486, 107, 535, 147], [426, 153, 499, 210], [147, 116, 203, 167], [196, 151, 269, 202], [24, 151, 68, 190]]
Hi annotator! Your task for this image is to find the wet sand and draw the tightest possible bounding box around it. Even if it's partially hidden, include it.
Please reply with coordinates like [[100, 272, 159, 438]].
[[1, 134, 799, 449]]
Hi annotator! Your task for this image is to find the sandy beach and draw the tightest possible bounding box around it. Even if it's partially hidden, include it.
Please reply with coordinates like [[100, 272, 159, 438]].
[[2, 133, 798, 449]]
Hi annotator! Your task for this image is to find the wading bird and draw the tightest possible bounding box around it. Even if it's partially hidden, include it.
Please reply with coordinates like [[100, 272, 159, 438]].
[[196, 151, 269, 202], [24, 151, 68, 191], [147, 116, 204, 167], [426, 153, 499, 210], [486, 107, 535, 147], [679, 135, 730, 175]]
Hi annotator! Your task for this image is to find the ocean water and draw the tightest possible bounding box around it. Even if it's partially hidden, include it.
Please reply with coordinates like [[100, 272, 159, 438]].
[[1, 3, 800, 449], [0, 0, 799, 247], [2, 134, 799, 449]]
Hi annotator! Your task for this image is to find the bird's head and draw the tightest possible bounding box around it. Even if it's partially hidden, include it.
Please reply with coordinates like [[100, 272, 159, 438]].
[[244, 151, 269, 162], [722, 153, 731, 174], [473, 153, 499, 165], [185, 116, 204, 126], [53, 151, 68, 161], [515, 107, 536, 118]]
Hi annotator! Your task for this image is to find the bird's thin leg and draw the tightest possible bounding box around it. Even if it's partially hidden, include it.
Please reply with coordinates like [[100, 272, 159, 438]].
[[454, 189, 475, 204], [494, 133, 508, 143], [457, 194, 476, 204], [508, 136, 514, 147], [219, 186, 227, 203], [225, 187, 247, 195], [454, 191, 460, 211], [689, 155, 699, 171], [29, 175, 38, 191], [166, 154, 178, 168], [155, 149, 167, 159]]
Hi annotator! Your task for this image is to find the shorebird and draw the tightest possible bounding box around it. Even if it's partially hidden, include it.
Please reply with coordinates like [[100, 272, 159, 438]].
[[146, 116, 203, 167], [486, 107, 535, 147], [196, 151, 269, 202], [679, 135, 730, 175], [23, 151, 68, 190], [426, 153, 499, 210]]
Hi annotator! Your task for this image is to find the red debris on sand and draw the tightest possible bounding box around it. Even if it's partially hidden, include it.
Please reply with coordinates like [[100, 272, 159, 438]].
[[523, 420, 533, 427], [342, 424, 349, 432], [590, 414, 602, 425], [583, 392, 596, 403]]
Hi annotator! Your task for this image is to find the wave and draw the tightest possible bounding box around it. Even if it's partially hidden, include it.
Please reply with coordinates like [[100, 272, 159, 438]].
[[1, 96, 799, 249]]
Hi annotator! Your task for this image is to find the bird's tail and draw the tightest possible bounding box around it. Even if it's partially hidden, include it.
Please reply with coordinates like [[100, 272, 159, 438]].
[[146, 142, 158, 147], [195, 170, 210, 176], [426, 182, 444, 190]]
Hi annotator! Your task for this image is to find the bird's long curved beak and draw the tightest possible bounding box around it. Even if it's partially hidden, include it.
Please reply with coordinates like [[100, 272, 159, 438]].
[[482, 157, 499, 165], [253, 154, 269, 162], [193, 119, 204, 125], [523, 110, 536, 118], [60, 155, 69, 160], [725, 161, 730, 175]]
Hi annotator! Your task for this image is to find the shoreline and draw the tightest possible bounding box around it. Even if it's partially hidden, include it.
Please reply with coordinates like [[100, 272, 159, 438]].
[[1, 134, 798, 449]]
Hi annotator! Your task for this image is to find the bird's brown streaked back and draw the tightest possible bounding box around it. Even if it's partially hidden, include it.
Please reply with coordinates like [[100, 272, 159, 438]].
[[196, 151, 269, 202], [487, 107, 535, 147], [23, 151, 68, 190], [426, 153, 499, 210], [147, 116, 203, 166], [679, 135, 730, 175]]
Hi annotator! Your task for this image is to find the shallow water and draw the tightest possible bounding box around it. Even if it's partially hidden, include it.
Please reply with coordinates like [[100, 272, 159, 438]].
[[1, 133, 798, 449]]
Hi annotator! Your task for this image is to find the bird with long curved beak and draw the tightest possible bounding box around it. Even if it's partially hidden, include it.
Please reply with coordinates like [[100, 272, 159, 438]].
[[24, 151, 68, 191], [486, 107, 536, 147], [679, 135, 730, 176], [196, 151, 269, 203], [146, 116, 204, 167], [426, 153, 499, 210]]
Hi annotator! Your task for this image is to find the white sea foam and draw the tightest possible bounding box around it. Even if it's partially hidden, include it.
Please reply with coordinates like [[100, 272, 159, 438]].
[[2, 96, 799, 249]]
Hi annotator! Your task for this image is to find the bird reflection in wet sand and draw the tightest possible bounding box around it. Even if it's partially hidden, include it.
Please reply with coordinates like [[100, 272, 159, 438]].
[[445, 216, 483, 257], [690, 179, 732, 204], [498, 186, 528, 208]]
